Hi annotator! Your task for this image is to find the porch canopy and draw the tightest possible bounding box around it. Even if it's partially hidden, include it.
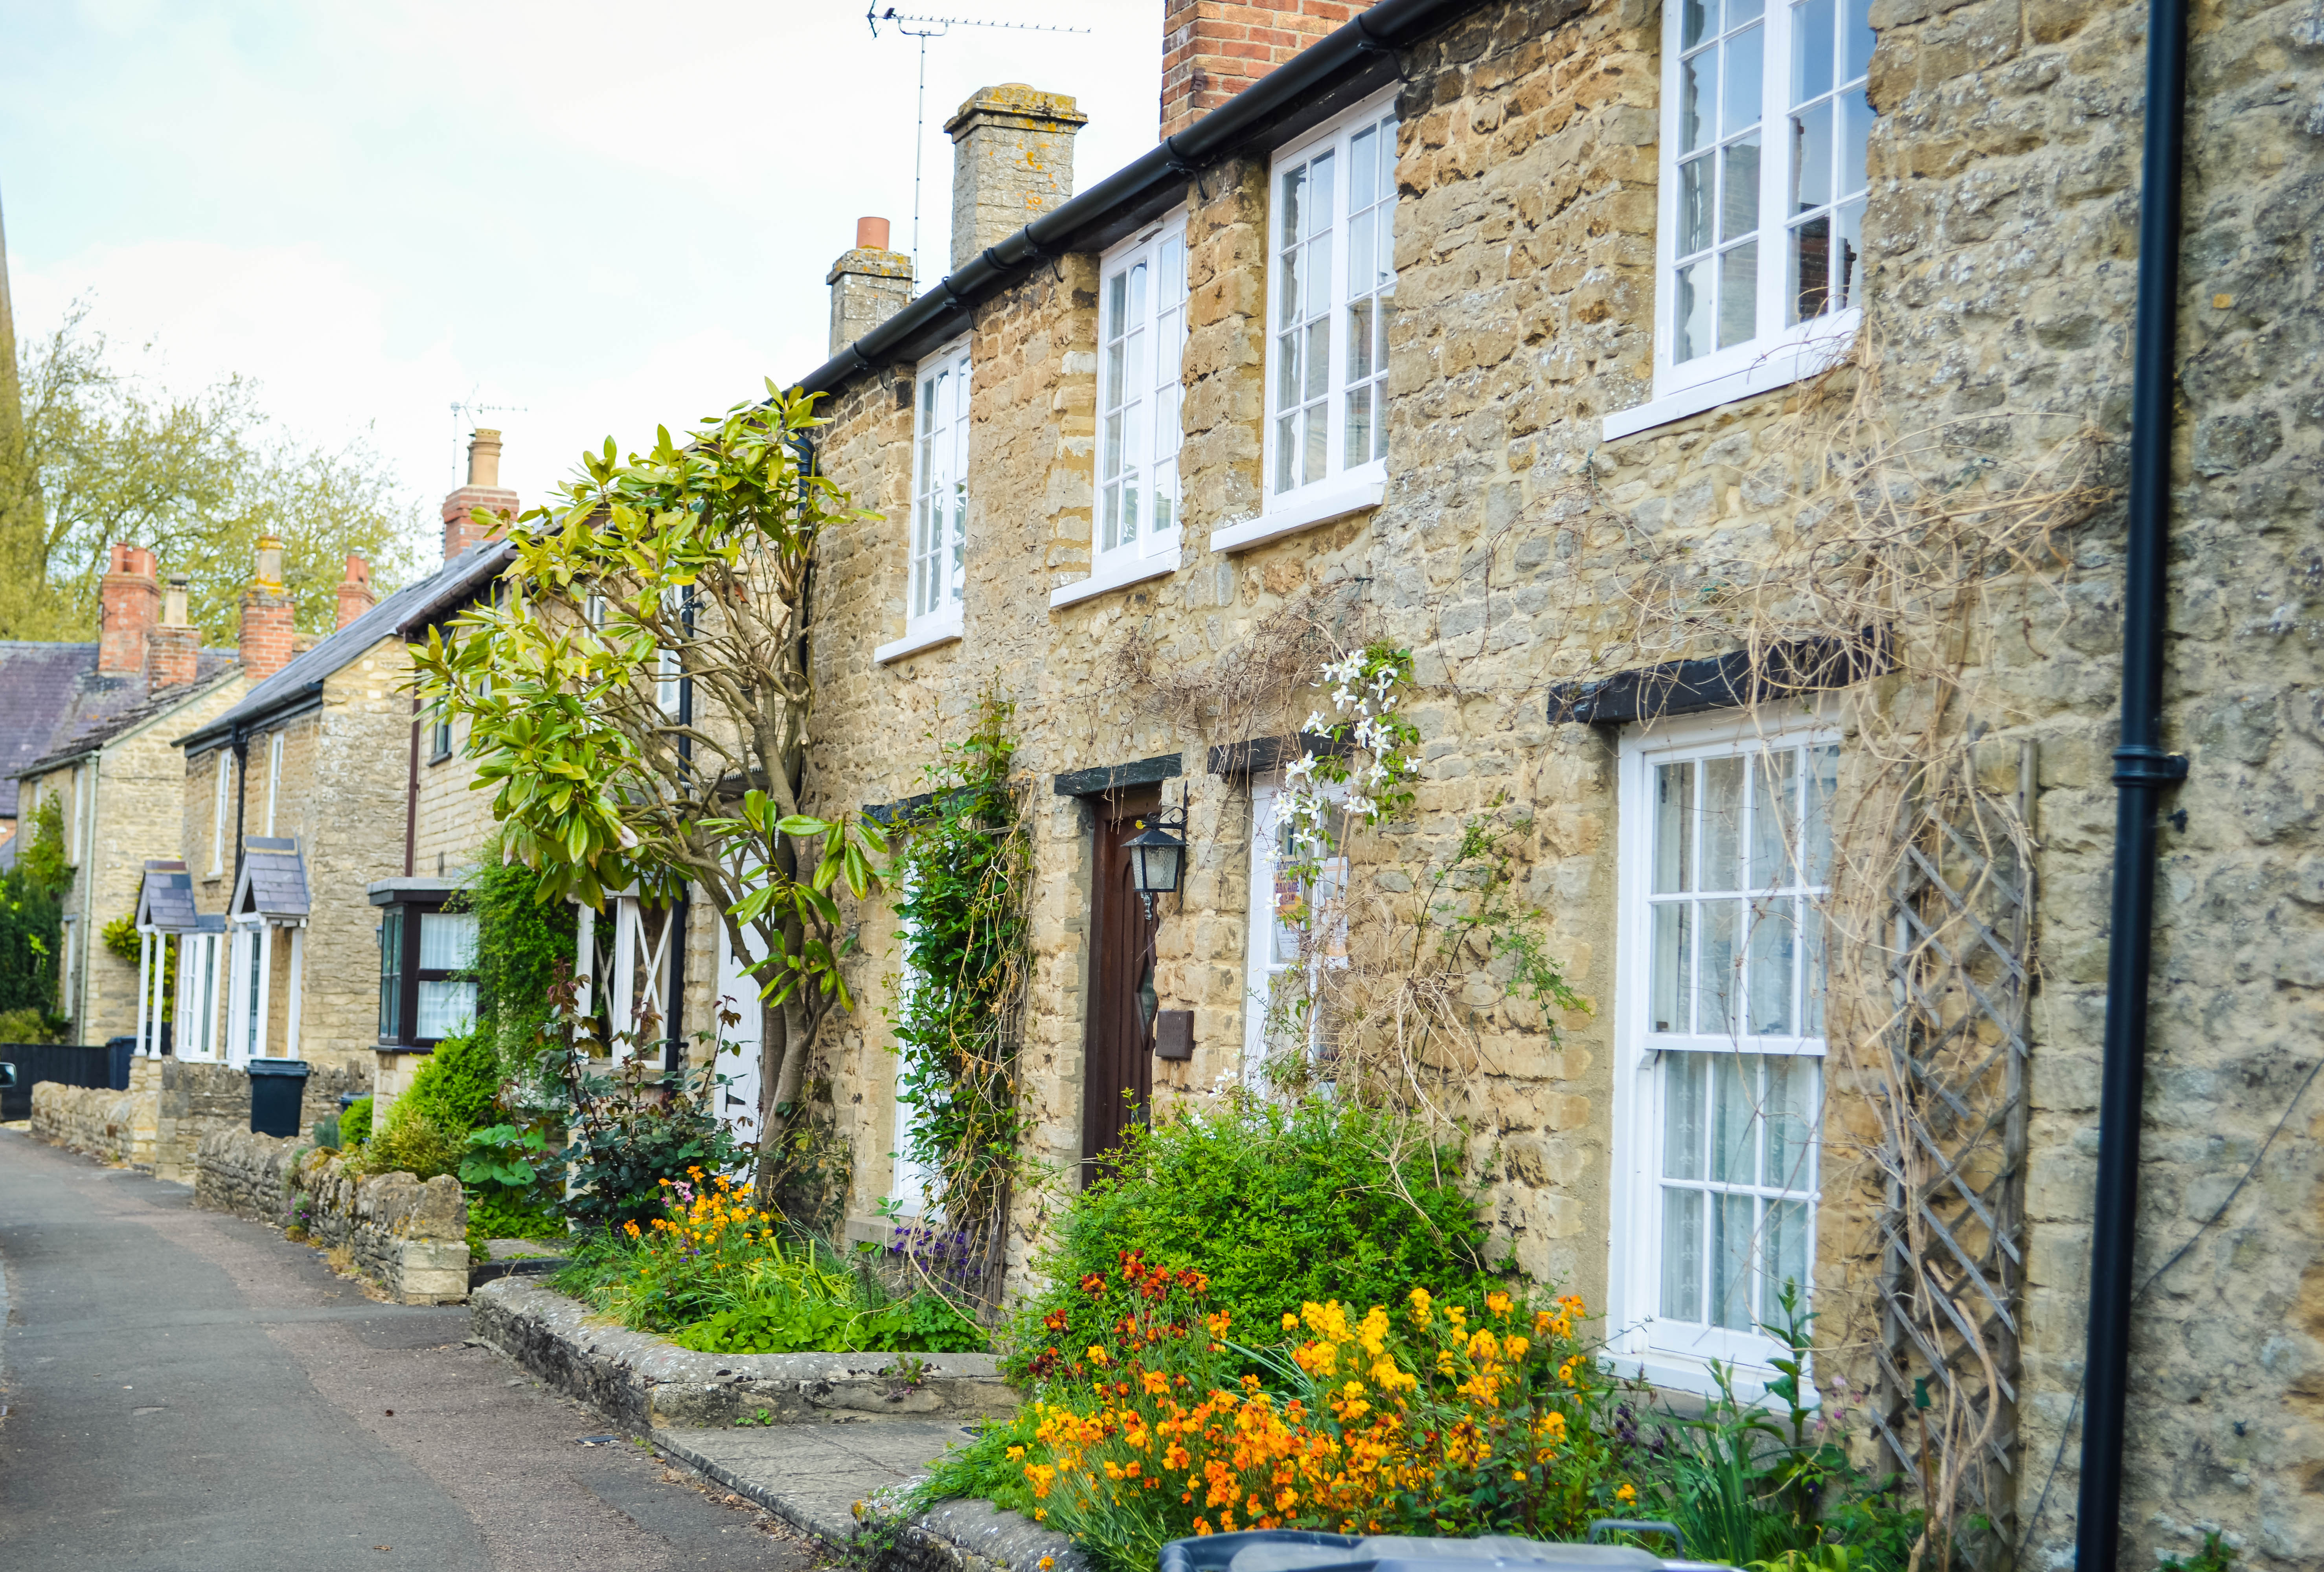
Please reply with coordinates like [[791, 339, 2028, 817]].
[[228, 837, 311, 1065], [132, 860, 197, 1059]]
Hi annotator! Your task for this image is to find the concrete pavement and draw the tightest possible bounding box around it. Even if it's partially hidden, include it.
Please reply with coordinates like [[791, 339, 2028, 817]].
[[0, 1126, 824, 1572]]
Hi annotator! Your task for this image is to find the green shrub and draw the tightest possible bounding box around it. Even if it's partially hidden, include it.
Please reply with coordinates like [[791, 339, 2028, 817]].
[[340, 1095, 373, 1146], [674, 1294, 984, 1355], [399, 1030, 503, 1135], [460, 839, 577, 1064], [1004, 1096, 1500, 1381], [0, 1005, 61, 1044], [351, 1110, 463, 1182]]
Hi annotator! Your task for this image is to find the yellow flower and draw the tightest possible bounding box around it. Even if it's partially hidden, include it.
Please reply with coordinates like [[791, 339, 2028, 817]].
[[1616, 1482, 1636, 1504], [1283, 1312, 1300, 1331], [1486, 1291, 1513, 1318]]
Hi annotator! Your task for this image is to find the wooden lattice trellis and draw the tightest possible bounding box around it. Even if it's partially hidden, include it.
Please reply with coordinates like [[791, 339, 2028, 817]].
[[1869, 740, 2036, 1553]]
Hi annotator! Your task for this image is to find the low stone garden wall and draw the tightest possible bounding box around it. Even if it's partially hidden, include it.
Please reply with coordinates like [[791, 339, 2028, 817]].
[[28, 1057, 365, 1181], [195, 1126, 469, 1304], [472, 1276, 1019, 1431]]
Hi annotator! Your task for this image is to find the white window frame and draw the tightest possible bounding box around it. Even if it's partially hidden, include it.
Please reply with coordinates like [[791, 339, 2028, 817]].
[[1053, 216, 1190, 610], [1221, 88, 1398, 555], [1604, 0, 1873, 441], [710, 913, 766, 1140], [1242, 773, 1347, 1087], [1607, 710, 1836, 1398], [890, 892, 940, 1214], [264, 732, 284, 837], [879, 334, 973, 664]]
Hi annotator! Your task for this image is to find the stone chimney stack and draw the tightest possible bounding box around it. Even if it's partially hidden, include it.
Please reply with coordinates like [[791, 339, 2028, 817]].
[[945, 85, 1087, 275], [441, 428, 519, 561], [335, 553, 376, 630], [1161, 2, 1376, 139], [97, 541, 160, 676], [239, 535, 295, 681], [826, 216, 915, 357], [148, 574, 199, 690]]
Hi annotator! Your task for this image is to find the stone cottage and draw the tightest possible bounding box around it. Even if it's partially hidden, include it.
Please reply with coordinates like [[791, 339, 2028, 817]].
[[648, 0, 2317, 1566], [174, 441, 517, 1085], [16, 542, 248, 1045]]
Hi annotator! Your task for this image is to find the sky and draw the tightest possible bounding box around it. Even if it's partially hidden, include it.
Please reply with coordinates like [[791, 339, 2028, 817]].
[[0, 0, 1158, 560]]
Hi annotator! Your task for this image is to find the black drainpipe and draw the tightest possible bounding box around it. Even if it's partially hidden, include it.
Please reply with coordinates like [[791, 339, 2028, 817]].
[[2075, 0, 2192, 1559]]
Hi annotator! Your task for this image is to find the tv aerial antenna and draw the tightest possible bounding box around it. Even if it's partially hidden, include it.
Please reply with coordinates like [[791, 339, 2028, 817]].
[[448, 396, 528, 485], [865, 6, 1091, 286]]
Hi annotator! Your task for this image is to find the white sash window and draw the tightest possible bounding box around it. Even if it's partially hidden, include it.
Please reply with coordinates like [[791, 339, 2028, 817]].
[[1611, 716, 1837, 1392], [879, 336, 973, 663]]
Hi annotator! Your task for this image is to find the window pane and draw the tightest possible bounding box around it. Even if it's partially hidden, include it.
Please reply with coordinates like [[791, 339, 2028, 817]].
[[1679, 49, 1714, 154], [1681, 0, 1714, 50], [1833, 197, 1864, 309], [1712, 1192, 1757, 1329], [1303, 317, 1330, 402], [1764, 1054, 1817, 1187], [1106, 270, 1126, 341], [416, 978, 477, 1041], [1664, 1051, 1708, 1177], [1679, 155, 1714, 256], [1721, 134, 1761, 242], [1278, 329, 1302, 406], [1730, 0, 1765, 21], [1844, 0, 1875, 79], [1280, 245, 1304, 329], [1348, 296, 1376, 381], [1158, 380, 1184, 463], [1307, 231, 1334, 322], [1309, 150, 1337, 234], [1712, 1052, 1755, 1181], [1157, 309, 1183, 397], [1123, 334, 1146, 418], [1376, 188, 1396, 288], [1278, 163, 1306, 248], [1128, 260, 1148, 325], [1718, 240, 1759, 349], [419, 911, 476, 971], [1344, 384, 1373, 471], [1153, 457, 1178, 537], [1703, 755, 1743, 887], [1751, 747, 1798, 887], [1662, 1186, 1706, 1321], [1700, 898, 1739, 1035], [1792, 0, 1835, 105], [1792, 99, 1833, 213], [1763, 1198, 1810, 1323], [1348, 124, 1376, 209], [1675, 258, 1714, 363], [1746, 898, 1794, 1036], [1790, 213, 1833, 322], [1102, 484, 1120, 552], [1349, 209, 1375, 300], [1655, 761, 1695, 893], [1651, 902, 1692, 1033], [1105, 340, 1124, 410], [1802, 902, 1827, 1038], [1123, 477, 1141, 544], [1804, 743, 1837, 883], [1841, 89, 1873, 195], [1276, 413, 1298, 492], [1103, 410, 1123, 480], [1303, 397, 1329, 483], [1723, 25, 1764, 136]]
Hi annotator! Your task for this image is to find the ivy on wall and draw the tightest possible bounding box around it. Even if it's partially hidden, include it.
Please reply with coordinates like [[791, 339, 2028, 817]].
[[886, 695, 1031, 1254]]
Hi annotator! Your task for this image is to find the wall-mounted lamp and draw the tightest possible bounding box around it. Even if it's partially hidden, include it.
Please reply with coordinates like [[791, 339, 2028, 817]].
[[1125, 793, 1188, 920]]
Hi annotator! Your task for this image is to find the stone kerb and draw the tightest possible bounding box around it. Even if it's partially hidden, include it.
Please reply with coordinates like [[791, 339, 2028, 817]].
[[194, 1127, 471, 1304], [471, 1276, 1019, 1432]]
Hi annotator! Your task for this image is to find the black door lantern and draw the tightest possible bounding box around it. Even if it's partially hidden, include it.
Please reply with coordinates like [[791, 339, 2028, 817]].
[[1125, 800, 1188, 919]]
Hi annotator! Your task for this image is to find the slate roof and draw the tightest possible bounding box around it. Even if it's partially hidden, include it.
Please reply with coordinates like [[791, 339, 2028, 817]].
[[0, 641, 99, 819], [17, 648, 241, 781], [231, 837, 311, 921], [136, 860, 202, 933], [179, 538, 515, 753]]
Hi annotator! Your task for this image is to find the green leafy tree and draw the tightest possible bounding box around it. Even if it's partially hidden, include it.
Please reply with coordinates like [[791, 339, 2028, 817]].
[[0, 302, 422, 641], [412, 385, 883, 1192]]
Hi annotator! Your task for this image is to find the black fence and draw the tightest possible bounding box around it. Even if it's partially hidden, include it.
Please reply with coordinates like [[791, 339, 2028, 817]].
[[0, 1042, 110, 1122]]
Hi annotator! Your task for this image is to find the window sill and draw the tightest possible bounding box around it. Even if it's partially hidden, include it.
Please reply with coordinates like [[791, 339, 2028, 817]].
[[1208, 471, 1386, 554], [875, 614, 963, 665], [1601, 314, 1859, 441], [1049, 543, 1182, 609]]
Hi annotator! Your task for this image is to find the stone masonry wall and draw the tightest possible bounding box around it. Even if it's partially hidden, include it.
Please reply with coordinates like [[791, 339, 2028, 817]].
[[195, 1125, 469, 1303], [412, 702, 497, 884], [783, 0, 2320, 1561], [32, 1057, 361, 1179]]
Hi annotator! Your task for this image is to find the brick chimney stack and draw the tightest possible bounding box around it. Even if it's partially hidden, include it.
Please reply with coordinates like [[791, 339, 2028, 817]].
[[945, 85, 1087, 275], [826, 216, 914, 357], [1161, 2, 1376, 138], [148, 574, 199, 690], [239, 535, 295, 681], [335, 553, 376, 630], [441, 428, 519, 561], [97, 542, 160, 676]]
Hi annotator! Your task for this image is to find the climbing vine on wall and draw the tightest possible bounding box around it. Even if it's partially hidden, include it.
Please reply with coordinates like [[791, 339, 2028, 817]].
[[886, 694, 1031, 1289]]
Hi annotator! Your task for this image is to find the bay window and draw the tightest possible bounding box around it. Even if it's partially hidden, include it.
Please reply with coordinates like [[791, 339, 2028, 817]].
[[1054, 219, 1189, 607], [372, 888, 475, 1048], [1605, 0, 1875, 440], [880, 336, 972, 662], [1612, 718, 1837, 1391]]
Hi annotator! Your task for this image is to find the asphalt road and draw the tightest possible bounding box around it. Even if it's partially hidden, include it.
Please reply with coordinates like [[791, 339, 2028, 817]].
[[0, 1127, 824, 1572]]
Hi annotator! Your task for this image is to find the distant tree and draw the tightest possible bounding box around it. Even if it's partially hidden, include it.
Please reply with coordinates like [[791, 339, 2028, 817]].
[[0, 301, 424, 642]]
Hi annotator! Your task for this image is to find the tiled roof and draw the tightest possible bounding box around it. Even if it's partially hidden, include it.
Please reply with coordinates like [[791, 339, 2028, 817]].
[[17, 649, 240, 780], [0, 642, 99, 818], [232, 836, 310, 920], [181, 538, 515, 751], [137, 861, 202, 933]]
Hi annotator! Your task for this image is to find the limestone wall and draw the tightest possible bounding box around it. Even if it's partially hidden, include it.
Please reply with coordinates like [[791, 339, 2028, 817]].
[[195, 1125, 470, 1304], [30, 1080, 145, 1166], [31, 1057, 362, 1180]]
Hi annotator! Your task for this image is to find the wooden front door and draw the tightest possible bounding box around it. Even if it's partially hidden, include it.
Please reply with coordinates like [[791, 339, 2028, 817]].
[[1082, 803, 1161, 1179]]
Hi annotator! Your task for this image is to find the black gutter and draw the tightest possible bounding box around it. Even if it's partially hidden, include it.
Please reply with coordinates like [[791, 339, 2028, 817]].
[[790, 0, 1489, 400], [178, 679, 326, 754], [2076, 0, 2193, 1559]]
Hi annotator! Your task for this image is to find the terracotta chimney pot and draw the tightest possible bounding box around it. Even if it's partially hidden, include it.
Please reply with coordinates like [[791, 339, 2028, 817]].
[[442, 428, 519, 561], [148, 573, 199, 690], [855, 216, 891, 251], [335, 553, 376, 630], [97, 541, 160, 676], [239, 534, 296, 681]]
